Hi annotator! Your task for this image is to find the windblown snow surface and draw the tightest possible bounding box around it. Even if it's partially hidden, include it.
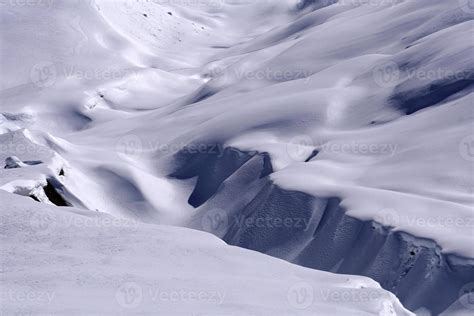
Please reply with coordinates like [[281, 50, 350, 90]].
[[0, 0, 473, 315]]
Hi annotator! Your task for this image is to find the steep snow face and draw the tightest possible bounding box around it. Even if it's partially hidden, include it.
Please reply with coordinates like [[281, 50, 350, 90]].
[[0, 0, 473, 314], [0, 191, 413, 315], [172, 145, 474, 314], [14, 0, 469, 256]]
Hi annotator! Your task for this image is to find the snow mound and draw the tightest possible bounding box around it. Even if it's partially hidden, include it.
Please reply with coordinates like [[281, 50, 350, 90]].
[[0, 191, 412, 315]]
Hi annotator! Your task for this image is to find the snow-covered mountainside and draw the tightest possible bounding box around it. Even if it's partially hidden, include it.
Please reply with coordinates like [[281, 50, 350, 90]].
[[1, 190, 413, 315], [1, 0, 473, 315]]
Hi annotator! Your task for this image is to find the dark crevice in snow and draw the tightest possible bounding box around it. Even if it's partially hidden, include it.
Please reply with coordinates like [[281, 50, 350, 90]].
[[4, 156, 43, 169], [70, 110, 93, 131], [173, 145, 474, 314], [11, 178, 71, 207], [391, 76, 474, 115], [169, 145, 273, 207], [182, 85, 219, 106], [23, 160, 42, 166], [28, 194, 40, 202], [305, 149, 319, 162], [228, 183, 474, 314], [44, 178, 71, 207], [295, 0, 338, 11], [259, 153, 273, 178]]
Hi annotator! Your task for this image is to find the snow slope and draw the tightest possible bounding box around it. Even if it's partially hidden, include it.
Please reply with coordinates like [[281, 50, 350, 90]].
[[0, 0, 473, 314], [0, 190, 412, 315], [2, 0, 471, 255]]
